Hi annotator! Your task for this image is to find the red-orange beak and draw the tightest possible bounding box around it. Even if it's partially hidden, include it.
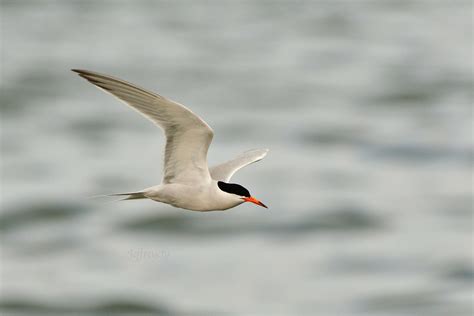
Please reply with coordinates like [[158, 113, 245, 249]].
[[243, 196, 268, 208]]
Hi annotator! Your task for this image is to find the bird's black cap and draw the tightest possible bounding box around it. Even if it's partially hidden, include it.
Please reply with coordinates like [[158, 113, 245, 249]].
[[217, 181, 251, 197]]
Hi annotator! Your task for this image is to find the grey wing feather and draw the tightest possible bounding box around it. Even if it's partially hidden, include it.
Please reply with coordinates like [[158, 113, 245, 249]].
[[210, 148, 269, 182], [72, 69, 214, 185]]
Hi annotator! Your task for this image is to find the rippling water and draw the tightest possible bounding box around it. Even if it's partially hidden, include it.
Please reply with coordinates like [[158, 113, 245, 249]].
[[1, 1, 472, 315]]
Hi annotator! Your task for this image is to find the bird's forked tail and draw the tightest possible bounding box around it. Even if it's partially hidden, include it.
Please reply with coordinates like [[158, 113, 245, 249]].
[[108, 192, 147, 201]]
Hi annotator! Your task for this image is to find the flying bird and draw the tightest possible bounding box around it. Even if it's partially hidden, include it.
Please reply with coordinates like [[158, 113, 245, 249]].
[[72, 69, 268, 211]]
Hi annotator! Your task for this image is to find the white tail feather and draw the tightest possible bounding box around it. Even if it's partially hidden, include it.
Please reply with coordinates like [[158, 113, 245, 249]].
[[88, 192, 147, 201], [108, 192, 147, 200]]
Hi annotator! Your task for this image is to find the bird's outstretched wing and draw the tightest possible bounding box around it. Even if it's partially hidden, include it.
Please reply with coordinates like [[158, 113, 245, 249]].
[[72, 69, 214, 185], [210, 148, 269, 182]]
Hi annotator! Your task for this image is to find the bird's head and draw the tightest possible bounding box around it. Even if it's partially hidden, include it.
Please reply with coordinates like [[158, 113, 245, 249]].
[[217, 181, 267, 208]]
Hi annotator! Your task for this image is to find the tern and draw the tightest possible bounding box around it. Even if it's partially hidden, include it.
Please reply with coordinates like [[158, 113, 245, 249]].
[[72, 69, 268, 211]]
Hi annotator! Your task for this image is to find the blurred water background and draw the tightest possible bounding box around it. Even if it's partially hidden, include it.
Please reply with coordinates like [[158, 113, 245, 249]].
[[1, 1, 472, 315]]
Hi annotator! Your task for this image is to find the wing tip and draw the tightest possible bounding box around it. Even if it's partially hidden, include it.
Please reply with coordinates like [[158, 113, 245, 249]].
[[71, 68, 89, 75], [71, 69, 101, 80], [245, 148, 269, 156], [71, 69, 110, 88], [71, 69, 94, 80]]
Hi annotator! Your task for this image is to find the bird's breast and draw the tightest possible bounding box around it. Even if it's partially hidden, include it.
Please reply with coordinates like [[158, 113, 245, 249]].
[[148, 183, 240, 212]]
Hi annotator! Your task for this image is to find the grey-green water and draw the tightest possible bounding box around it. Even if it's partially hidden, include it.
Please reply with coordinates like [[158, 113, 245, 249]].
[[1, 1, 472, 315]]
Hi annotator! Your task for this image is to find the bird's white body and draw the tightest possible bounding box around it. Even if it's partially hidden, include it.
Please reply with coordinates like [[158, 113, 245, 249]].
[[144, 181, 244, 211], [73, 69, 268, 212]]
